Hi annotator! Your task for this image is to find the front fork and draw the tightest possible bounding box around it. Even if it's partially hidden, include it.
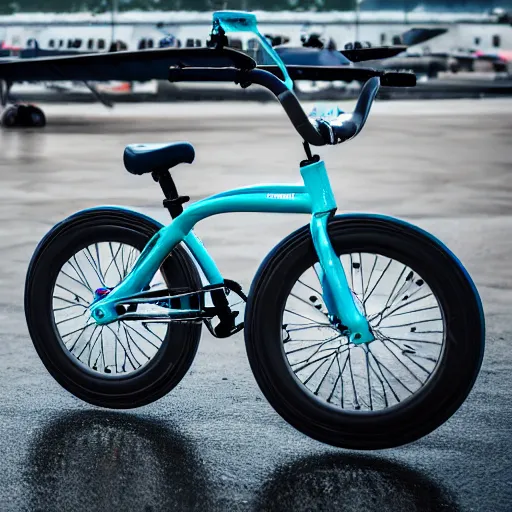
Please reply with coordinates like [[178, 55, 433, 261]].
[[310, 212, 374, 344], [301, 159, 374, 345]]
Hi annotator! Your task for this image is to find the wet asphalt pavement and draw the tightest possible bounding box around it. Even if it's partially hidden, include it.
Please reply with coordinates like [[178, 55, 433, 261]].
[[0, 99, 511, 511]]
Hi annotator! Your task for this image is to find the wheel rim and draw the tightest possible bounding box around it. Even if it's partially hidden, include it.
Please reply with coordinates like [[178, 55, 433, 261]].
[[52, 241, 168, 378], [282, 252, 445, 413]]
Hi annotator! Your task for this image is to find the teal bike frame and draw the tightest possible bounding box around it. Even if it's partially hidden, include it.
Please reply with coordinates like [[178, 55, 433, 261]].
[[89, 159, 374, 345]]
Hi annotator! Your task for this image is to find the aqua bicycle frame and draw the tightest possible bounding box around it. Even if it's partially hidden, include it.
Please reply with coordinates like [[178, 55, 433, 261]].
[[89, 10, 374, 344], [89, 159, 374, 344]]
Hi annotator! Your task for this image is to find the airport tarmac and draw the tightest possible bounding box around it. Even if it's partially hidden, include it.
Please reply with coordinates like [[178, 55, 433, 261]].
[[0, 98, 511, 511]]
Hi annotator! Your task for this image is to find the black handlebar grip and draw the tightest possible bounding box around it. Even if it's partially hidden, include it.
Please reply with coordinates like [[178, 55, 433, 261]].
[[381, 71, 417, 87]]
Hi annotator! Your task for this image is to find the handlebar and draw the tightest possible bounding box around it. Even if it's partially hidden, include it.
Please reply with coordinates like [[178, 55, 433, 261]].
[[168, 66, 409, 147]]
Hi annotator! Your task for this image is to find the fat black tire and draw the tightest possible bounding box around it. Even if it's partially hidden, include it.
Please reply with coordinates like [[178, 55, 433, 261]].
[[245, 215, 485, 449], [25, 207, 202, 409]]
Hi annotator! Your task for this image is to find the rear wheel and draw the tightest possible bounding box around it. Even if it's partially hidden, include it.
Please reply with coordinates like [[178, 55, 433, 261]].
[[25, 207, 202, 409], [245, 215, 485, 449]]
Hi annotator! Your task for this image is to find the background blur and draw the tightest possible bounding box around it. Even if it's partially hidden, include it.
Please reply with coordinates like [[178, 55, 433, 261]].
[[1, 1, 512, 13]]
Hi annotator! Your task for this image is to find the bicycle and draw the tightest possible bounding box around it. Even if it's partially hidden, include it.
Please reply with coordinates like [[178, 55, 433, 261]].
[[24, 11, 485, 450]]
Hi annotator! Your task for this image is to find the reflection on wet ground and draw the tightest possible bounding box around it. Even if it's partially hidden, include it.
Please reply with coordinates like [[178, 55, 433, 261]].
[[26, 412, 213, 511], [257, 454, 459, 512], [25, 411, 458, 512]]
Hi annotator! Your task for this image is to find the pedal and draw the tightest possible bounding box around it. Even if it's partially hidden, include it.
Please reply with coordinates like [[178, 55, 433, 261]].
[[214, 311, 242, 338]]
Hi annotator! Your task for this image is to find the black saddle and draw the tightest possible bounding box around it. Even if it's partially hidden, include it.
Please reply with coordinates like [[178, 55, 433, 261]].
[[123, 142, 195, 175]]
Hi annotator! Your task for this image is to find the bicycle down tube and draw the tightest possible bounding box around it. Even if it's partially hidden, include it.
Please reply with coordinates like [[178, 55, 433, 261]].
[[89, 159, 374, 344]]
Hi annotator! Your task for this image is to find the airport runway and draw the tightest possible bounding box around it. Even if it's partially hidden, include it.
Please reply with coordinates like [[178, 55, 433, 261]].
[[0, 99, 511, 511]]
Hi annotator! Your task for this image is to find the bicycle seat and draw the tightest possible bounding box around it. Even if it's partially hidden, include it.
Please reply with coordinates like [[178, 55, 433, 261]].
[[123, 142, 195, 175]]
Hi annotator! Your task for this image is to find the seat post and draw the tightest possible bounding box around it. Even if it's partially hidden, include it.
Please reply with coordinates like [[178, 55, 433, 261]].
[[151, 169, 190, 219]]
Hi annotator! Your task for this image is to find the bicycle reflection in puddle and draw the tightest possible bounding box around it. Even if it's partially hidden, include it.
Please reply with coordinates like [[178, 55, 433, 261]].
[[24, 411, 459, 512]]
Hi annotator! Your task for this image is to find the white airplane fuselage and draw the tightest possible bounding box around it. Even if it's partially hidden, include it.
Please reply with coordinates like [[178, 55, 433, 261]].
[[1, 10, 511, 57]]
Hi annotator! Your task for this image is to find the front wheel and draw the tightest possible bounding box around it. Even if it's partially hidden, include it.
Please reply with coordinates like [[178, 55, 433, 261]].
[[25, 207, 202, 409], [245, 215, 485, 449]]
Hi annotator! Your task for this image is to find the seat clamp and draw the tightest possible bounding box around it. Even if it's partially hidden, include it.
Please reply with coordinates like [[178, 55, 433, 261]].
[[163, 195, 190, 218]]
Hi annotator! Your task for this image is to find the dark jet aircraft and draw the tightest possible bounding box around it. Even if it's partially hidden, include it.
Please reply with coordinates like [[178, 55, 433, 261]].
[[0, 32, 411, 128]]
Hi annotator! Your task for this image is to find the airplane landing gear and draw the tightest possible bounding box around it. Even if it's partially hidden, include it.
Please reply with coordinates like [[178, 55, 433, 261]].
[[1, 105, 18, 127], [0, 104, 47, 128], [1, 80, 46, 128]]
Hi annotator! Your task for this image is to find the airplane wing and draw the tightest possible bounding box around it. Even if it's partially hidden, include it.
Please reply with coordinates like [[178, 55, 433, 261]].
[[260, 65, 416, 86], [0, 47, 255, 82], [340, 46, 408, 62], [0, 45, 416, 86]]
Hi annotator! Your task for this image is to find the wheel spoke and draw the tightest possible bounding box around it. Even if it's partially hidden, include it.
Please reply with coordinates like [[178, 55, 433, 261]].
[[103, 242, 123, 279], [284, 308, 328, 325], [374, 332, 425, 385], [284, 322, 334, 331], [55, 283, 90, 305], [383, 303, 438, 320], [83, 246, 107, 288], [290, 292, 328, 316], [86, 327, 103, 367], [105, 324, 140, 370], [124, 322, 162, 350], [313, 355, 337, 395], [369, 291, 434, 323], [367, 345, 402, 403], [380, 317, 442, 329], [57, 269, 93, 296], [347, 349, 360, 409], [377, 332, 434, 377], [365, 346, 373, 411], [382, 265, 407, 313], [363, 258, 392, 305], [297, 278, 323, 299], [363, 254, 378, 298], [358, 253, 366, 310], [66, 322, 95, 352], [70, 255, 94, 292], [123, 324, 151, 361], [53, 302, 87, 312], [76, 325, 99, 361], [292, 346, 349, 374], [55, 309, 89, 326]]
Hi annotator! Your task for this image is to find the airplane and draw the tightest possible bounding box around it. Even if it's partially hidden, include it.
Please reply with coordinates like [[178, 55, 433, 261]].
[[0, 25, 184, 126], [0, 25, 413, 128], [1, 7, 510, 126], [2, 8, 511, 65]]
